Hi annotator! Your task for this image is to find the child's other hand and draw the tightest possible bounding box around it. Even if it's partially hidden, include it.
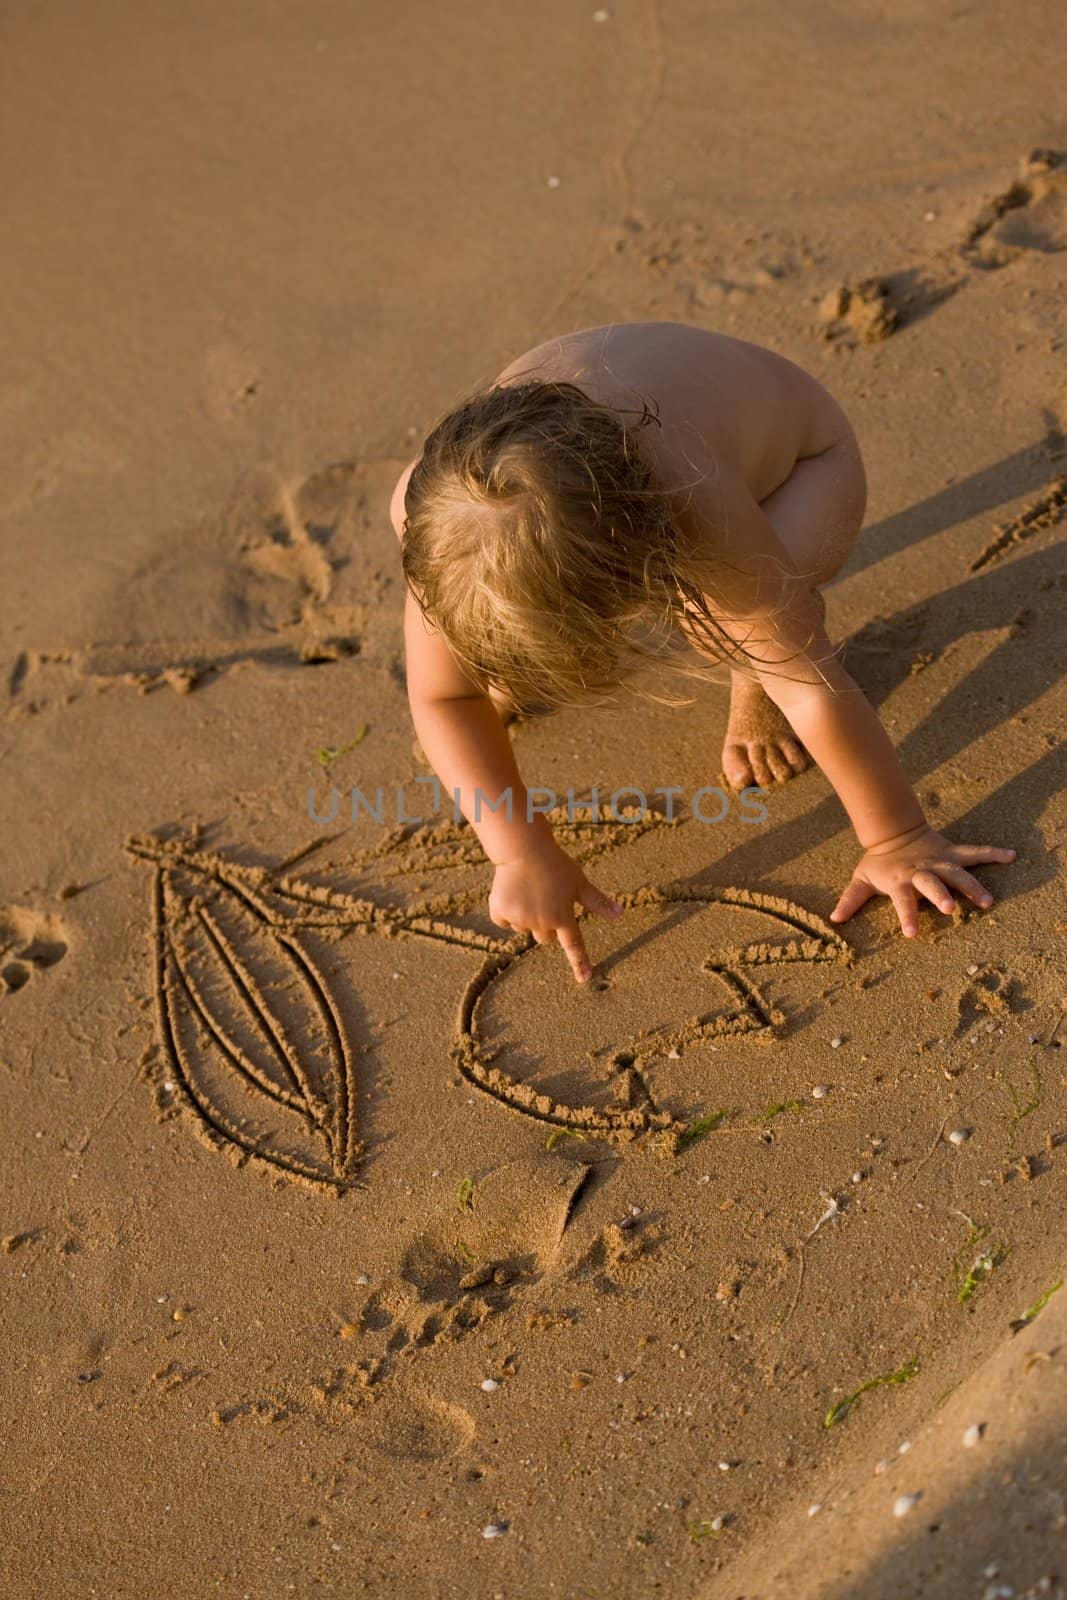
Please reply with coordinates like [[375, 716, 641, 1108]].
[[489, 836, 623, 982], [830, 824, 1016, 938]]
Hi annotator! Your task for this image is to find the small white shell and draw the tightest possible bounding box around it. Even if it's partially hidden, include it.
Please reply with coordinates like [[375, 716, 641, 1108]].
[[898, 1440, 913, 1455], [811, 1084, 830, 1100], [967, 963, 980, 975], [546, 176, 561, 189], [481, 1378, 500, 1393], [962, 1423, 985, 1448], [482, 1522, 509, 1539], [710, 1515, 724, 1532], [830, 1037, 844, 1049], [893, 1493, 921, 1518], [947, 1128, 971, 1147], [807, 1502, 822, 1517]]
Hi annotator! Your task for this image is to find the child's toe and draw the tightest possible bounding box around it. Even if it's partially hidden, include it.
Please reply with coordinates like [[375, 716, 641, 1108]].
[[780, 737, 810, 775], [722, 742, 756, 791]]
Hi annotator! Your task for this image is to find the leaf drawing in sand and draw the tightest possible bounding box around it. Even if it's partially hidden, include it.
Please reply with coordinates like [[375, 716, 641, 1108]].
[[126, 826, 854, 1178], [127, 834, 364, 1192]]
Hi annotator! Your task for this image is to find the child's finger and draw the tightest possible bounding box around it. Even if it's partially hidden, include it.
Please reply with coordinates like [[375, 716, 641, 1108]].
[[829, 878, 875, 922], [578, 878, 623, 918], [912, 869, 956, 915], [939, 863, 994, 908], [889, 882, 920, 937], [556, 922, 593, 983], [952, 844, 1017, 864]]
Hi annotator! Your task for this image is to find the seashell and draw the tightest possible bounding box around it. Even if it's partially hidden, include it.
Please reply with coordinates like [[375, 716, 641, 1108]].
[[962, 1423, 985, 1447], [947, 1127, 972, 1147], [893, 1493, 921, 1518], [482, 1522, 509, 1539], [812, 1084, 830, 1100]]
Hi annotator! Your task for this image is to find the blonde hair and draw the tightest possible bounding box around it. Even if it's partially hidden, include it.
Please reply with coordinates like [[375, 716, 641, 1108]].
[[400, 378, 761, 712]]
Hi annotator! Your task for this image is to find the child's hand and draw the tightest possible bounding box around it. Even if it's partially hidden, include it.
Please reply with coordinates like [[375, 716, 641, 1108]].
[[489, 834, 623, 982], [830, 823, 1016, 938]]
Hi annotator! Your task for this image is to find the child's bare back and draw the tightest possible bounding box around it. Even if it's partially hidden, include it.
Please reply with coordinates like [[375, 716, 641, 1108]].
[[395, 321, 866, 787]]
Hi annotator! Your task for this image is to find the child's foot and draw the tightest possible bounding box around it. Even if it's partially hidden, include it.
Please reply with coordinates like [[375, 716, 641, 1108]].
[[722, 674, 810, 789]]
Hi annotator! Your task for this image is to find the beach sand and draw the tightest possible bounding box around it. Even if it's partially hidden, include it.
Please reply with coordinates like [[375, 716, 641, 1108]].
[[2, 3, 1065, 1596]]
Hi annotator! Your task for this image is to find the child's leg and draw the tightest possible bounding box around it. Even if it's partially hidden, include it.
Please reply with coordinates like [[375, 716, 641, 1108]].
[[722, 431, 867, 789]]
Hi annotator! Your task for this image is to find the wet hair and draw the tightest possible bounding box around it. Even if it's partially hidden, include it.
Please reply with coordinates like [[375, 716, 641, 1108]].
[[399, 377, 764, 713]]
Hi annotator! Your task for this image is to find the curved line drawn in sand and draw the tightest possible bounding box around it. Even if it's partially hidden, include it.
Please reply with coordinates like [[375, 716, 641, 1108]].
[[128, 834, 366, 1193], [454, 884, 852, 1148], [126, 826, 851, 1187], [969, 475, 1067, 572]]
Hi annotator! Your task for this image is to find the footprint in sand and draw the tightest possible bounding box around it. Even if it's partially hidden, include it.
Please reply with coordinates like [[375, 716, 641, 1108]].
[[0, 904, 69, 996], [352, 1156, 593, 1386], [959, 148, 1067, 269], [816, 148, 1067, 343]]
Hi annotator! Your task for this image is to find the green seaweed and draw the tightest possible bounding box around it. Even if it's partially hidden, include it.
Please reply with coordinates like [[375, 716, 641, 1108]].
[[545, 1127, 574, 1152], [823, 1355, 920, 1428], [958, 1243, 1007, 1305], [1010, 1278, 1064, 1333], [675, 1109, 727, 1154], [688, 1519, 723, 1543], [753, 1097, 804, 1124], [455, 1241, 474, 1263], [1001, 1056, 1042, 1131], [455, 1176, 474, 1214], [316, 724, 369, 767]]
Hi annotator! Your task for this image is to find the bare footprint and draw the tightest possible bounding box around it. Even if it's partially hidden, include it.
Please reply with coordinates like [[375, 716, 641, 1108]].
[[721, 675, 810, 789], [0, 905, 69, 996], [960, 148, 1067, 269], [354, 1156, 592, 1385]]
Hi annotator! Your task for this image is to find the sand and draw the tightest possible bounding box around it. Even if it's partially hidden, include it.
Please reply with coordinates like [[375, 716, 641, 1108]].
[[2, 3, 1066, 1597]]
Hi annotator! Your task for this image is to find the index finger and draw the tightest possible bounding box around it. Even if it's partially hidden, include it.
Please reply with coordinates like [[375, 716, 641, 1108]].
[[556, 921, 592, 984]]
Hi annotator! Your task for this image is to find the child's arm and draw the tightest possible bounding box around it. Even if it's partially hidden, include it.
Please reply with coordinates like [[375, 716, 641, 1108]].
[[403, 587, 622, 979], [679, 479, 1016, 936]]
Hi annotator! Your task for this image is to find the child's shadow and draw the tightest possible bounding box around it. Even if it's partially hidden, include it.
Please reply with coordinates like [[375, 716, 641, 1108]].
[[843, 421, 1063, 577]]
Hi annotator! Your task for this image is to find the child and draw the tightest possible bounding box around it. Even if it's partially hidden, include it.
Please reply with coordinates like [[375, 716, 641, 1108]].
[[391, 321, 1015, 983]]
